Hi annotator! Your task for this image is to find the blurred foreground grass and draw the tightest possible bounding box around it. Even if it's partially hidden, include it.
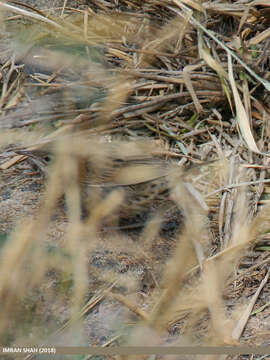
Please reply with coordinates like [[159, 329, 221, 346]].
[[0, 1, 269, 358]]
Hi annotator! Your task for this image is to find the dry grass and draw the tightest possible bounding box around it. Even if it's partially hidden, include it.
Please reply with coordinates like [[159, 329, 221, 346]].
[[0, 0, 270, 359]]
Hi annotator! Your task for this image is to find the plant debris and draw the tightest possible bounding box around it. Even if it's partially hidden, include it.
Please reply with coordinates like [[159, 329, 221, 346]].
[[0, 0, 270, 358]]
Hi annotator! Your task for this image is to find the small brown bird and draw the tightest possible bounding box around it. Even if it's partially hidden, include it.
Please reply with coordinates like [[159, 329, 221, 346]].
[[16, 138, 183, 235]]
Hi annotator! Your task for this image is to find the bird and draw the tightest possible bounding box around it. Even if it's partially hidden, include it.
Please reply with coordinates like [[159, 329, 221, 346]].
[[16, 138, 184, 235]]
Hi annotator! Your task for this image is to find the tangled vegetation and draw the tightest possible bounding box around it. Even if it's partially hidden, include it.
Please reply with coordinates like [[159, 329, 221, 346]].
[[0, 0, 269, 359]]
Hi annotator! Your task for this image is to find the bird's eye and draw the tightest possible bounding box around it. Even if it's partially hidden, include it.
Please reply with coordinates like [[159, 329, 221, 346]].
[[43, 155, 52, 163]]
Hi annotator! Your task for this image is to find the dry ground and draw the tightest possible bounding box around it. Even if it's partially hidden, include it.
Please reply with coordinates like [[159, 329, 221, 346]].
[[0, 1, 269, 359]]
